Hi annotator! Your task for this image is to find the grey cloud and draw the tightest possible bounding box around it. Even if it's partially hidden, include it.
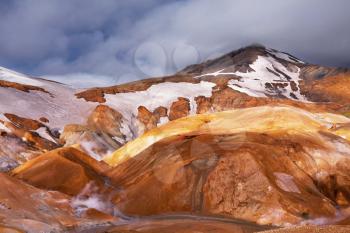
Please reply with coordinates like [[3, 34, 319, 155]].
[[0, 0, 349, 87]]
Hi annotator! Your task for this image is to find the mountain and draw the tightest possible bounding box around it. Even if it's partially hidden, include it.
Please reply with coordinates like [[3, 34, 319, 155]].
[[1, 45, 350, 232]]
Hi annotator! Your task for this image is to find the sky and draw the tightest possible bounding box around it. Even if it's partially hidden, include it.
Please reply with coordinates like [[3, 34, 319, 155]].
[[0, 0, 349, 88]]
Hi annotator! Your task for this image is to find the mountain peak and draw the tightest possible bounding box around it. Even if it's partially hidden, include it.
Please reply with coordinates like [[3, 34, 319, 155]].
[[179, 45, 305, 75]]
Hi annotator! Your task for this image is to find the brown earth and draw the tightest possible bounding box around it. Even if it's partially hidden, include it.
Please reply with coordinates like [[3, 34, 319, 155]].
[[4, 113, 44, 130], [169, 97, 191, 121], [0, 80, 52, 96], [0, 172, 115, 232], [105, 132, 349, 225], [137, 106, 168, 132], [12, 147, 110, 196]]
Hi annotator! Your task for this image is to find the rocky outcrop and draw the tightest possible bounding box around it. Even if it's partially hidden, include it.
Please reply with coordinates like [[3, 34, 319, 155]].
[[0, 132, 40, 171], [12, 147, 110, 196], [60, 105, 126, 159], [137, 106, 168, 132], [104, 106, 350, 226], [87, 105, 124, 138], [168, 97, 191, 121], [0, 79, 51, 95], [0, 114, 59, 170], [106, 133, 341, 225], [3, 120, 58, 150], [4, 113, 44, 130], [0, 172, 116, 232]]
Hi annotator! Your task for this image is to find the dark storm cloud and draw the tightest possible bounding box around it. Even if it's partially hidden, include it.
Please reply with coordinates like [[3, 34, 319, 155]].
[[0, 0, 349, 87]]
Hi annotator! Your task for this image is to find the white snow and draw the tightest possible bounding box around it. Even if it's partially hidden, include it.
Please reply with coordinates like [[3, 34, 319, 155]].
[[228, 83, 262, 97], [35, 127, 56, 143], [71, 182, 124, 217], [0, 67, 97, 130], [119, 120, 134, 141], [195, 55, 308, 101], [0, 121, 9, 132], [80, 140, 109, 161], [72, 195, 108, 213], [258, 208, 290, 226], [230, 56, 307, 100], [195, 69, 237, 77], [71, 182, 113, 214], [158, 116, 169, 126], [0, 66, 44, 86], [104, 81, 216, 137], [112, 136, 125, 144]]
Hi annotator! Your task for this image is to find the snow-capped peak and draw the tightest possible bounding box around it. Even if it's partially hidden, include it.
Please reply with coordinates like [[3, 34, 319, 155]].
[[190, 46, 307, 101]]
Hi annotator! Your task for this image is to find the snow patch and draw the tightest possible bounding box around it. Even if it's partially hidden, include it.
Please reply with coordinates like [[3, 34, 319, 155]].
[[0, 121, 9, 132], [195, 69, 236, 77], [0, 66, 44, 86], [0, 76, 96, 129], [158, 116, 169, 126], [258, 208, 290, 226], [119, 120, 134, 141], [228, 83, 261, 97], [35, 127, 56, 143], [79, 140, 111, 161], [195, 55, 307, 101], [71, 182, 124, 218], [230, 56, 307, 100], [104, 81, 215, 138], [112, 136, 125, 144]]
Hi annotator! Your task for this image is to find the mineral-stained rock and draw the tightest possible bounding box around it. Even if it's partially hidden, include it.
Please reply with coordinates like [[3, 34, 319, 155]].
[[12, 147, 110, 196], [137, 106, 168, 132], [0, 226, 23, 233], [104, 106, 350, 226], [4, 113, 44, 130], [0, 132, 40, 171], [87, 105, 124, 139], [0, 172, 115, 233], [0, 113, 60, 153], [195, 96, 212, 114], [61, 105, 125, 159], [107, 133, 340, 225], [169, 97, 190, 121], [137, 106, 158, 132], [0, 79, 51, 95]]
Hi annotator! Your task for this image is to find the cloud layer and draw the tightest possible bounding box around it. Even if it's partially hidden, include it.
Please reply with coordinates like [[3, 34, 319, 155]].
[[0, 0, 349, 87]]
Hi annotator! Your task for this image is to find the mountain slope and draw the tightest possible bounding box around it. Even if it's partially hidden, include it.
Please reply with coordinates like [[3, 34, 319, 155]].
[[1, 45, 350, 231], [1, 46, 350, 168]]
